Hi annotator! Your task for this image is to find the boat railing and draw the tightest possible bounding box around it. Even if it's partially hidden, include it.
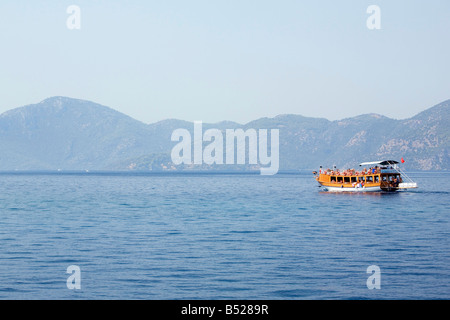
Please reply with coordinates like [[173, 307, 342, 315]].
[[380, 169, 397, 174]]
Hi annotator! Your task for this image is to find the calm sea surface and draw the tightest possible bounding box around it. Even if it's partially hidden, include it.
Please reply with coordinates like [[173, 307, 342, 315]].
[[0, 171, 448, 299]]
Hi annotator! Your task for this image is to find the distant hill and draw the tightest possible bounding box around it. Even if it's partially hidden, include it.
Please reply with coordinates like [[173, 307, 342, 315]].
[[0, 96, 448, 171]]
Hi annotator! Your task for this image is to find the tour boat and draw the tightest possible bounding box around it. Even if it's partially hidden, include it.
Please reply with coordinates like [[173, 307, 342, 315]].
[[313, 160, 418, 192]]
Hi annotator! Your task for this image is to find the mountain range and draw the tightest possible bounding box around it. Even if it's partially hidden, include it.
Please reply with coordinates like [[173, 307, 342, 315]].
[[0, 96, 448, 171]]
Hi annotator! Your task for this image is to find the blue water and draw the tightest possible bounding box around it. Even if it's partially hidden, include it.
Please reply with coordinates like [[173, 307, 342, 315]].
[[0, 171, 448, 299]]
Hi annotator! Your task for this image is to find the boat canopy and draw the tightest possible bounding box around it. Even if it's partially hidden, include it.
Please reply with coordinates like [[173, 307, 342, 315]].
[[359, 160, 399, 166]]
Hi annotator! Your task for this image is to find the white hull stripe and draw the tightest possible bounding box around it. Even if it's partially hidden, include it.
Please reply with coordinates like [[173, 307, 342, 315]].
[[320, 185, 381, 192]]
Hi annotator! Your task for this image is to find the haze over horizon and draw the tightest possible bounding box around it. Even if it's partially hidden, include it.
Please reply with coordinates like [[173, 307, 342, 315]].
[[1, 96, 448, 125], [1, 1, 449, 123]]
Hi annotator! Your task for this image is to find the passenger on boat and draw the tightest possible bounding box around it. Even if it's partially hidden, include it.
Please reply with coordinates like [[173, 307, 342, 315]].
[[393, 178, 399, 187]]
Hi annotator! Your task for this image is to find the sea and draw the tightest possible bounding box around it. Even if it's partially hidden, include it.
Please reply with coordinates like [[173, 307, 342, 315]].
[[0, 171, 448, 300]]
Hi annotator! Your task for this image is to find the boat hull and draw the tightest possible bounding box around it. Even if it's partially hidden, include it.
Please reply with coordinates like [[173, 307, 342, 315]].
[[320, 185, 382, 192]]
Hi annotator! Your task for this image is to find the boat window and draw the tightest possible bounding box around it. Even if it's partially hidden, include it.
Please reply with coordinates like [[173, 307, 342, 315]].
[[375, 175, 379, 183], [366, 176, 373, 183], [337, 176, 343, 183], [382, 175, 387, 181], [331, 176, 336, 182], [351, 177, 357, 183], [344, 177, 350, 183], [358, 176, 365, 182]]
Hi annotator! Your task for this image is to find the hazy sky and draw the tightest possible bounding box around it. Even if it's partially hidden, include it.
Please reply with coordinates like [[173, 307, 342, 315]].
[[0, 0, 449, 124]]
